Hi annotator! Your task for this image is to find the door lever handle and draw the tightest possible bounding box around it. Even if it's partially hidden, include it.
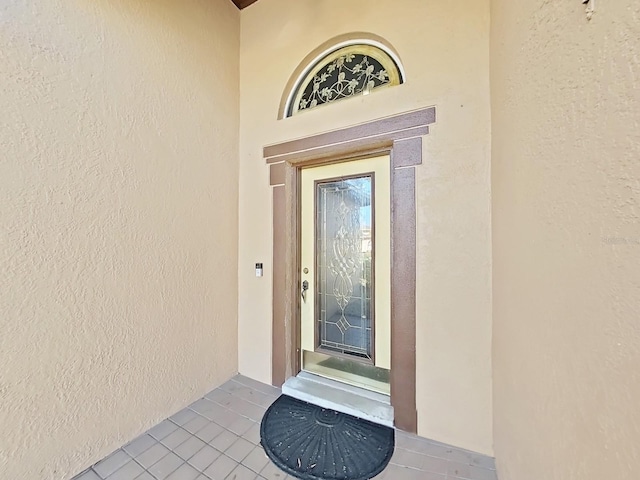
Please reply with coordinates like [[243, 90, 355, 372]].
[[301, 280, 309, 302]]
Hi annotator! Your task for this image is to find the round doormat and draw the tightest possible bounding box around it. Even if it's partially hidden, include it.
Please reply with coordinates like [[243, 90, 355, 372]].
[[260, 395, 394, 480]]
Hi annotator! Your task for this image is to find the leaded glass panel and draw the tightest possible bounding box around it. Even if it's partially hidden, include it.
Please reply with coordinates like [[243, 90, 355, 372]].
[[316, 175, 373, 361]]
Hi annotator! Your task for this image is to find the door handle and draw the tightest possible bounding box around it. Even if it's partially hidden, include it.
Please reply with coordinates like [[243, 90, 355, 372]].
[[301, 280, 309, 302]]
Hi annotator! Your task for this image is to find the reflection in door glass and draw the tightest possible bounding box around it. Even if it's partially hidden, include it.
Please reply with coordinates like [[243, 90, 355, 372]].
[[316, 175, 373, 362]]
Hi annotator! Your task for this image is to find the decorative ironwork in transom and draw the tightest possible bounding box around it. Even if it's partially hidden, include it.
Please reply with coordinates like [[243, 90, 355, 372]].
[[287, 44, 403, 117]]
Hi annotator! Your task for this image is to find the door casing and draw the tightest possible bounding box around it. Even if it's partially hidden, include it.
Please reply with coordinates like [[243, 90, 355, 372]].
[[264, 107, 436, 432]]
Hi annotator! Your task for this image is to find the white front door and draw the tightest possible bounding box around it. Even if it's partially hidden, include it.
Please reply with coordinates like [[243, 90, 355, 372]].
[[300, 155, 392, 394]]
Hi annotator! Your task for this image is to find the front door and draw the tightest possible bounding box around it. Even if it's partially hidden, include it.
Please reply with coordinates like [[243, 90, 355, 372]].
[[300, 155, 391, 395]]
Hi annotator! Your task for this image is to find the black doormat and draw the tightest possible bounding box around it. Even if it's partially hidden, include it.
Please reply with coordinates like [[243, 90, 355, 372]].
[[260, 395, 394, 480]]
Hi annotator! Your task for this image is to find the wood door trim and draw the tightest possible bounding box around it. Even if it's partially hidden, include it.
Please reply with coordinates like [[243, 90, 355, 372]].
[[271, 186, 287, 386], [264, 107, 435, 161], [266, 108, 434, 433]]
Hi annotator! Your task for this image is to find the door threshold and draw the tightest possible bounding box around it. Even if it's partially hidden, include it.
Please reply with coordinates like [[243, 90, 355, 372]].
[[282, 372, 394, 427]]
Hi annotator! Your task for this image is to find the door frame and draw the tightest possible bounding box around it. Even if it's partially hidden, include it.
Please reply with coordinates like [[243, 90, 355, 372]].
[[264, 107, 436, 432]]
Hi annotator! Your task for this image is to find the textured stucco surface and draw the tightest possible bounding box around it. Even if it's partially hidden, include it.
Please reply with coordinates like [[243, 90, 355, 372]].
[[0, 0, 240, 478], [491, 1, 640, 479], [238, 0, 493, 454]]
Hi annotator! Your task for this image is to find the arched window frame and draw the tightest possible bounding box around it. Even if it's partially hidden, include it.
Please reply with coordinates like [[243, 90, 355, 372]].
[[281, 36, 406, 119]]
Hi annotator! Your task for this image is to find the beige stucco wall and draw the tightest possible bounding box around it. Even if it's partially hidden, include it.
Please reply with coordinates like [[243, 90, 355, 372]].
[[238, 0, 493, 454], [491, 1, 640, 479], [0, 0, 239, 478]]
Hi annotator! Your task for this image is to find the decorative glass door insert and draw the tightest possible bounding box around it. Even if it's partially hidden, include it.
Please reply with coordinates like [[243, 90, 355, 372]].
[[316, 176, 374, 361]]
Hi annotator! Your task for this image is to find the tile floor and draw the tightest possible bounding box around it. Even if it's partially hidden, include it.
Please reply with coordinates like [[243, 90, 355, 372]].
[[71, 375, 498, 480]]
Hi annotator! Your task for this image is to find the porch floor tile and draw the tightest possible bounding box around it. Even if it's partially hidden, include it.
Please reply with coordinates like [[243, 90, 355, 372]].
[[71, 375, 497, 480]]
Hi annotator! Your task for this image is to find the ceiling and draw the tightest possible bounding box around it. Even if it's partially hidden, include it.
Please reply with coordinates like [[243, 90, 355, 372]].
[[231, 0, 260, 9]]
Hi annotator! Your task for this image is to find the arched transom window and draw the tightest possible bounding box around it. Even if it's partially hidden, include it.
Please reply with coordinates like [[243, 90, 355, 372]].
[[286, 43, 404, 117]]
